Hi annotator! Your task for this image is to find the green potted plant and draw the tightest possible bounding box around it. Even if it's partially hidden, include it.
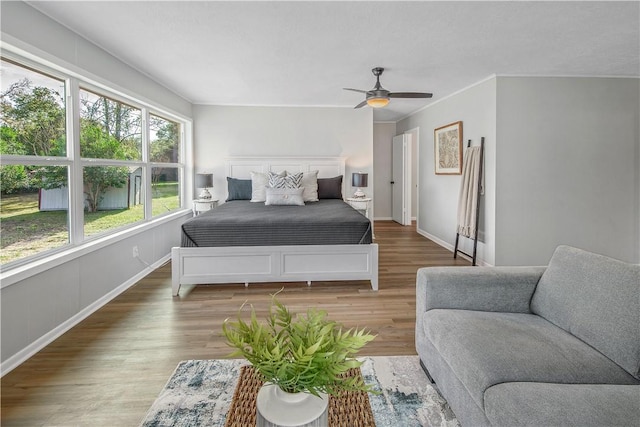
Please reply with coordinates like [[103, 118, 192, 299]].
[[222, 290, 376, 426]]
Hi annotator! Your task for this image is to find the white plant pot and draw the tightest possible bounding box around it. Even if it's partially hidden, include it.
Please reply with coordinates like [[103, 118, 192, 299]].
[[256, 383, 329, 427]]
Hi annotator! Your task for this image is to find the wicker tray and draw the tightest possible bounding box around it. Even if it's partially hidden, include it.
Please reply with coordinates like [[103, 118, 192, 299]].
[[224, 365, 375, 427]]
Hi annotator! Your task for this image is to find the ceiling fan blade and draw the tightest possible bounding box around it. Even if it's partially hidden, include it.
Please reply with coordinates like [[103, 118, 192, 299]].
[[343, 88, 368, 94], [389, 92, 433, 98], [354, 100, 368, 109]]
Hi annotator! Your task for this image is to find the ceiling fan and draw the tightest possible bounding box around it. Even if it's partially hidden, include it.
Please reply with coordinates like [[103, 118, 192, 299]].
[[344, 67, 433, 109]]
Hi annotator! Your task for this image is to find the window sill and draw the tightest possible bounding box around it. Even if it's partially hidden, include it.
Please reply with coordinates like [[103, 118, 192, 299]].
[[0, 209, 192, 289]]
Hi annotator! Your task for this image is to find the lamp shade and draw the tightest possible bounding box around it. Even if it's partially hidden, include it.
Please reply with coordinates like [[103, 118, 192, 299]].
[[196, 173, 213, 188], [351, 172, 368, 188]]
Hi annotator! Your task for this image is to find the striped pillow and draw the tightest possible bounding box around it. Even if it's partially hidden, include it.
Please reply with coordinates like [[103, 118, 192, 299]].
[[269, 171, 302, 189]]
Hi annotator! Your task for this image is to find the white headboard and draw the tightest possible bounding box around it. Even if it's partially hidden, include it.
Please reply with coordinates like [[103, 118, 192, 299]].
[[226, 156, 347, 194]]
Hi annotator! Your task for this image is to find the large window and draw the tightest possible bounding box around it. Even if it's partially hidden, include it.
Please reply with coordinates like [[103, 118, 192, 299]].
[[0, 57, 187, 267], [79, 89, 145, 236], [1, 59, 70, 264], [150, 114, 181, 217]]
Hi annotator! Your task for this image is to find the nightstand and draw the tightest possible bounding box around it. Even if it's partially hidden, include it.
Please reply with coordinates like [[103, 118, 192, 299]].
[[346, 197, 372, 219], [192, 199, 218, 215]]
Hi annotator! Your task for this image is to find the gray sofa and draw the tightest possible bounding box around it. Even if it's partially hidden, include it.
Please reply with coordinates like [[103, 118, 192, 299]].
[[416, 245, 640, 427]]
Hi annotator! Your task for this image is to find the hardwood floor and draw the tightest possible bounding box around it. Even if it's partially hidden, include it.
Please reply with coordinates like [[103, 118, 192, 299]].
[[1, 220, 469, 426]]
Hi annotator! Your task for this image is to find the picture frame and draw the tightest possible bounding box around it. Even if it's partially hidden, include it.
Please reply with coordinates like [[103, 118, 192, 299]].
[[434, 121, 463, 175]]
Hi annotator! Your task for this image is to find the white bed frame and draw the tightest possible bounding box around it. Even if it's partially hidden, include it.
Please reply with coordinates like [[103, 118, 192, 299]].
[[171, 157, 378, 295]]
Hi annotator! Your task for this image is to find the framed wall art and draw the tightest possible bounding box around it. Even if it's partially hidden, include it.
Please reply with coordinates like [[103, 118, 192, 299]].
[[434, 121, 463, 175]]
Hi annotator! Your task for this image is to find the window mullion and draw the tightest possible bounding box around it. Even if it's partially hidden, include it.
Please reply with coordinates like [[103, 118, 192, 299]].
[[182, 122, 193, 206], [142, 109, 152, 220], [0, 155, 72, 166], [67, 77, 84, 244]]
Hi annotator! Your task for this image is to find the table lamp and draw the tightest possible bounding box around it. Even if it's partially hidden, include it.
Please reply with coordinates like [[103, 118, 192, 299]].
[[196, 173, 213, 199], [351, 172, 368, 198]]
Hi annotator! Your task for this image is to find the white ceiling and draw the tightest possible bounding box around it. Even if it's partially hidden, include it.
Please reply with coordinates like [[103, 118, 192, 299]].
[[26, 1, 640, 121]]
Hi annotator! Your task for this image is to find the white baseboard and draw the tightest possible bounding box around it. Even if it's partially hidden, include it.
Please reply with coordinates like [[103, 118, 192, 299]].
[[373, 217, 393, 221], [416, 227, 491, 266], [416, 228, 454, 251], [0, 254, 170, 377]]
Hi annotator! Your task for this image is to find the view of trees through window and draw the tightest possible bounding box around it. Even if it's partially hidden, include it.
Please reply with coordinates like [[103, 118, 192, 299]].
[[1, 58, 183, 265], [1, 59, 69, 264], [79, 89, 145, 237], [150, 114, 180, 218]]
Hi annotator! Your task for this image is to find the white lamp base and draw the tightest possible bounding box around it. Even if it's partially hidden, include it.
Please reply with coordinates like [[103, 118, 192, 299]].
[[198, 188, 212, 199], [352, 188, 366, 198]]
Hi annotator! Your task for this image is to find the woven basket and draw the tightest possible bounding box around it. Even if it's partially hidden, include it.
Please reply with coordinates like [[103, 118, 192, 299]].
[[224, 365, 376, 427]]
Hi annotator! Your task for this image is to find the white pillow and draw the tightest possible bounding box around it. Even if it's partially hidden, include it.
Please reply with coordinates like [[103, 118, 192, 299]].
[[264, 187, 305, 206], [299, 170, 319, 202], [250, 170, 285, 202]]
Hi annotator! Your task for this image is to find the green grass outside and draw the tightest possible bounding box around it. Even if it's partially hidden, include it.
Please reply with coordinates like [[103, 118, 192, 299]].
[[1, 182, 180, 265]]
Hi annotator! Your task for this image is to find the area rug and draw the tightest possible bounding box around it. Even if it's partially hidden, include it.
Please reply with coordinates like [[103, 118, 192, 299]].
[[140, 356, 459, 427]]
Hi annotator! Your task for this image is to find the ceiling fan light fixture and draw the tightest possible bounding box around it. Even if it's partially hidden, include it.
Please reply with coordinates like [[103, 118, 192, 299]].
[[366, 97, 390, 108]]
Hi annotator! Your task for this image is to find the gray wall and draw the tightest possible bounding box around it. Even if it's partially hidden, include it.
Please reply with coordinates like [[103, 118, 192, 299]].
[[193, 105, 374, 206], [373, 122, 397, 219], [397, 78, 497, 265], [1, 1, 192, 118], [1, 2, 193, 372], [396, 75, 639, 266], [495, 76, 640, 264], [1, 218, 188, 366]]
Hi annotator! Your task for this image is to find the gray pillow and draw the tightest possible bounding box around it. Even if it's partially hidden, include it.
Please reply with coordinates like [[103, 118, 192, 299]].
[[264, 187, 305, 206], [317, 176, 343, 199], [226, 177, 252, 201]]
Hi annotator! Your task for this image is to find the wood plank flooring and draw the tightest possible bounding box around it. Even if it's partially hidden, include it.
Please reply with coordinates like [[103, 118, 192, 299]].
[[1, 220, 469, 426]]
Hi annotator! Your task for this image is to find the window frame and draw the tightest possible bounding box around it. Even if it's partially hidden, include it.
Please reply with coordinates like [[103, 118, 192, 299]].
[[0, 51, 190, 274]]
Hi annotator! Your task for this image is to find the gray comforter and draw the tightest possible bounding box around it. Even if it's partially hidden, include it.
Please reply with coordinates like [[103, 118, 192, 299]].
[[181, 199, 372, 247]]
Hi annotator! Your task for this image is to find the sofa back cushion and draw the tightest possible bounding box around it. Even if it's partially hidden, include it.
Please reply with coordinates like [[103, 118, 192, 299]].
[[531, 245, 640, 380]]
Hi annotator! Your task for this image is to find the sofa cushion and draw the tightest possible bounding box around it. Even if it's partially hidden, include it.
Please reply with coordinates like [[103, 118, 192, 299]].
[[531, 245, 640, 379], [484, 382, 640, 427], [423, 309, 639, 409]]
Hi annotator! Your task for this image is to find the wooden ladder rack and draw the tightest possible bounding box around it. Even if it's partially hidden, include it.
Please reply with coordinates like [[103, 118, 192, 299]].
[[454, 137, 484, 266]]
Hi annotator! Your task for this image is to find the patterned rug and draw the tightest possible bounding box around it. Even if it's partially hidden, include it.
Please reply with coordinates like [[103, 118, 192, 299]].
[[140, 355, 459, 427]]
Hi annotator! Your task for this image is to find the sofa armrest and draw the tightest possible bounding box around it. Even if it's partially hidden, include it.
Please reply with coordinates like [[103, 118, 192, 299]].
[[416, 266, 545, 315]]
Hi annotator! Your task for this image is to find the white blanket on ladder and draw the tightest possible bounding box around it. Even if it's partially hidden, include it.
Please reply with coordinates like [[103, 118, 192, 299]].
[[457, 146, 484, 238]]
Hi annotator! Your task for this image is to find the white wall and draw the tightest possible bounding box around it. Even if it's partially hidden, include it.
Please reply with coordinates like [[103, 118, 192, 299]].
[[397, 78, 497, 265], [495, 77, 640, 265], [373, 122, 396, 219], [193, 105, 373, 206], [1, 2, 193, 372]]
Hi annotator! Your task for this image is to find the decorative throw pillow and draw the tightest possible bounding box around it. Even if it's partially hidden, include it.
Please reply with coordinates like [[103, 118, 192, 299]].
[[299, 170, 319, 202], [250, 170, 285, 202], [226, 177, 252, 201], [317, 175, 343, 199], [269, 171, 302, 189], [264, 187, 305, 206]]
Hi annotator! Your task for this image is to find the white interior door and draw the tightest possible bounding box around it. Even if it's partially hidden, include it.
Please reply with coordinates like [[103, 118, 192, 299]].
[[392, 134, 411, 225]]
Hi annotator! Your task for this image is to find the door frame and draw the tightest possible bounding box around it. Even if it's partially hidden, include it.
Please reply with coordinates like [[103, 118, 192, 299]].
[[392, 133, 412, 226], [405, 127, 419, 227]]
